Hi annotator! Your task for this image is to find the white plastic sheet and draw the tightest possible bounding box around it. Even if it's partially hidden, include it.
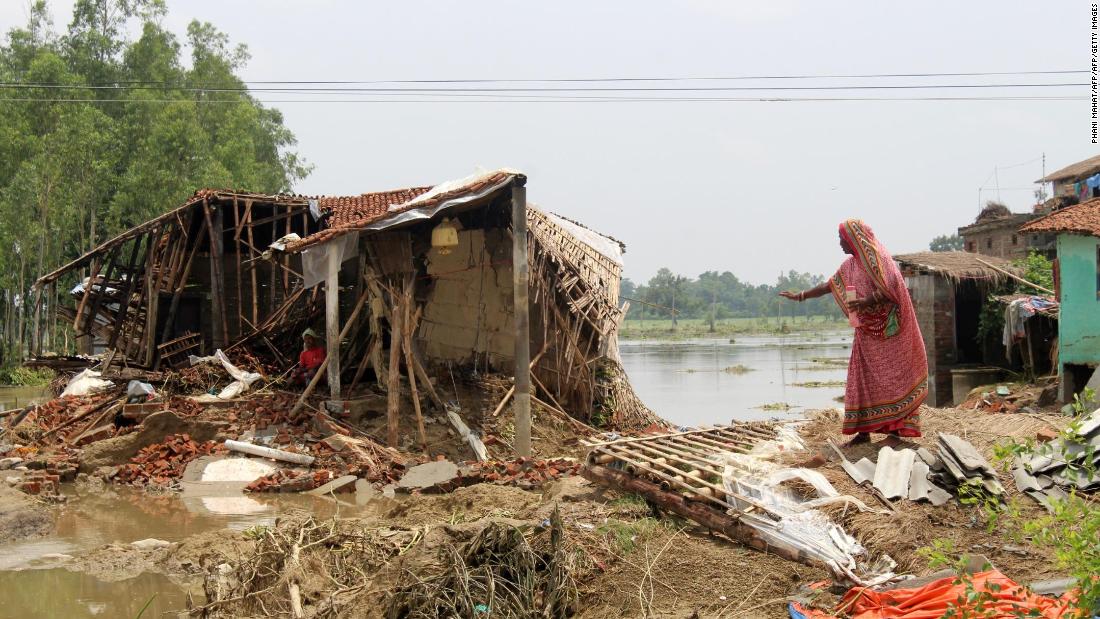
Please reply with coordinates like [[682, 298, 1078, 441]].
[[188, 349, 262, 400], [61, 369, 114, 397], [300, 231, 358, 289], [722, 450, 895, 587]]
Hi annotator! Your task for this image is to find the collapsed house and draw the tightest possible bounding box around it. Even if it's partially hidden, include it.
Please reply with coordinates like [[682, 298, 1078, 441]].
[[894, 251, 1056, 406], [29, 169, 657, 440]]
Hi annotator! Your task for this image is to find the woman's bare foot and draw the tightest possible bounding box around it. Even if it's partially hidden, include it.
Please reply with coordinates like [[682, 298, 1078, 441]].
[[879, 434, 904, 448], [844, 433, 871, 446]]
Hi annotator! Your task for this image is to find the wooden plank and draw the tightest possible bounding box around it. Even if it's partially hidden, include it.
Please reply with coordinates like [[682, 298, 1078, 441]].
[[245, 200, 259, 327], [72, 257, 101, 331], [386, 282, 405, 448], [203, 199, 228, 349], [233, 197, 244, 336]]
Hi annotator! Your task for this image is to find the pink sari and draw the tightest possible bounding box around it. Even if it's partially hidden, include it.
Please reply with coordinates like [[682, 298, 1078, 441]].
[[829, 220, 927, 437]]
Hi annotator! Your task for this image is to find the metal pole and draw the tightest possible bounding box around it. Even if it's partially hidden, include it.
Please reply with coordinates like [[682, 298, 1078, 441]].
[[325, 244, 342, 399], [512, 176, 531, 457]]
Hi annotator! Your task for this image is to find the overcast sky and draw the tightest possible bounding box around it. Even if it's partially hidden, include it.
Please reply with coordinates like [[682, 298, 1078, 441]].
[[3, 1, 1095, 284]]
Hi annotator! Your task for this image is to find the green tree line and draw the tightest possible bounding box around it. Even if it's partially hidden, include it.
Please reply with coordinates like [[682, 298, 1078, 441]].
[[0, 0, 309, 366], [620, 268, 843, 325]]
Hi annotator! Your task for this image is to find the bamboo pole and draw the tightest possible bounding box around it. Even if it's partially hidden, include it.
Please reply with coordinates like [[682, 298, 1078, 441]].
[[401, 285, 428, 454], [974, 257, 1055, 295], [385, 284, 405, 448], [325, 244, 342, 399]]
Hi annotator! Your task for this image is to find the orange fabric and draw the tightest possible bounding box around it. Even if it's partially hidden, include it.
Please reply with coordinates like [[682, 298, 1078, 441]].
[[839, 570, 1077, 619]]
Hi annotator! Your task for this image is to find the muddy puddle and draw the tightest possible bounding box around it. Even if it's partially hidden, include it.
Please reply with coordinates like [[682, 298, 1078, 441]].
[[0, 569, 192, 618], [0, 482, 375, 618]]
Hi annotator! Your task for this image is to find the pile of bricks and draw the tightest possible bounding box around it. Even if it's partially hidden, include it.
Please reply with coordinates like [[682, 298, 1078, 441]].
[[114, 433, 224, 486], [469, 457, 581, 487], [245, 468, 336, 493]]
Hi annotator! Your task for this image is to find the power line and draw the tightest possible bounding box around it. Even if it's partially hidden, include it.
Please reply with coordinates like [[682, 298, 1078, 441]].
[[0, 95, 1087, 104], [3, 69, 1089, 87], [0, 81, 1087, 94]]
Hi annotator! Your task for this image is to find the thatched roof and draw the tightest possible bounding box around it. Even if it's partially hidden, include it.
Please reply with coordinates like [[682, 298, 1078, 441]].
[[975, 202, 1012, 223], [894, 251, 1017, 283], [1038, 153, 1100, 183]]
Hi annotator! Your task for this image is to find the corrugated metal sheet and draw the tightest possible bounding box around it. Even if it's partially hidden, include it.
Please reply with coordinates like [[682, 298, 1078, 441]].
[[872, 447, 915, 500]]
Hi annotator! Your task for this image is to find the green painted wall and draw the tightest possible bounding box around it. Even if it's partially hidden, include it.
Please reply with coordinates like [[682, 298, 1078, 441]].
[[1058, 234, 1100, 366]]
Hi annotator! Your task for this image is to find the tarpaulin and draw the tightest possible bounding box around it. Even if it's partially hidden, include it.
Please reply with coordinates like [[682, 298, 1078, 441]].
[[791, 570, 1079, 619]]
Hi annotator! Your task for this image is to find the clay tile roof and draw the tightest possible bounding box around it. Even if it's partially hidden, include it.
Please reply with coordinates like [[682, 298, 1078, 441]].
[[1038, 154, 1100, 183], [1019, 197, 1100, 237], [320, 188, 433, 229], [290, 170, 519, 250]]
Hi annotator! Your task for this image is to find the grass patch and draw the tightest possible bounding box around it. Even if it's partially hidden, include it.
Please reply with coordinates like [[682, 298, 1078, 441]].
[[679, 364, 755, 374], [792, 380, 846, 388], [756, 402, 793, 411], [808, 357, 847, 366], [598, 517, 669, 554], [833, 395, 846, 403], [619, 316, 847, 341]]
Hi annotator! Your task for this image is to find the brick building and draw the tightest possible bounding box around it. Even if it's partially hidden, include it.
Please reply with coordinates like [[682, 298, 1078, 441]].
[[958, 202, 1045, 260], [895, 251, 1017, 406]]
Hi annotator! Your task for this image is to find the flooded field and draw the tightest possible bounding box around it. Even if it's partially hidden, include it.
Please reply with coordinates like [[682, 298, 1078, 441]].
[[619, 332, 851, 427]]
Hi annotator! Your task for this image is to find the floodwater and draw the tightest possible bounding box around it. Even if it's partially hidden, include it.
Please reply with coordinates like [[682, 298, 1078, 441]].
[[619, 332, 852, 427], [0, 483, 372, 618], [0, 385, 49, 410]]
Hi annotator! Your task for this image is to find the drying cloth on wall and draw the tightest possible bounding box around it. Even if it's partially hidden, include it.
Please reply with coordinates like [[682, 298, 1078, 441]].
[[1002, 296, 1056, 356]]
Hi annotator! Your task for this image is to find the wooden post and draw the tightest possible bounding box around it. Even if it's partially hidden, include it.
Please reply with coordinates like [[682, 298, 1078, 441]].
[[203, 199, 228, 350], [325, 242, 342, 399], [511, 176, 531, 457], [385, 283, 405, 448]]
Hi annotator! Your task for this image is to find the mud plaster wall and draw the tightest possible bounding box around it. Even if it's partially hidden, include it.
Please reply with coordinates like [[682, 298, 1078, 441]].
[[418, 228, 515, 369]]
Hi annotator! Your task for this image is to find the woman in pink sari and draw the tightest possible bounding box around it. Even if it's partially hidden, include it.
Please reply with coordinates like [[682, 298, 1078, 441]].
[[780, 219, 928, 444]]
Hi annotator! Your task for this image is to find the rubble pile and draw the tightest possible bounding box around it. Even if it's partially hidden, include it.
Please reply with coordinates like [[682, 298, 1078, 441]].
[[113, 434, 225, 486], [465, 457, 581, 489], [959, 381, 1057, 414]]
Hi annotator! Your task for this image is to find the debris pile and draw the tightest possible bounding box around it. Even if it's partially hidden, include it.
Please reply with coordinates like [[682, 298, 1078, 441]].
[[385, 508, 577, 618], [113, 434, 224, 486], [1013, 408, 1100, 509]]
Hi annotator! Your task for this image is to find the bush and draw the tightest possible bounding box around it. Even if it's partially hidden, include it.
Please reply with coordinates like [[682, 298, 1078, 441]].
[[0, 365, 55, 387]]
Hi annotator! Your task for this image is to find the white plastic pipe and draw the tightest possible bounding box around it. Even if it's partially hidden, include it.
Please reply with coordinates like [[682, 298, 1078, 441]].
[[224, 440, 315, 465]]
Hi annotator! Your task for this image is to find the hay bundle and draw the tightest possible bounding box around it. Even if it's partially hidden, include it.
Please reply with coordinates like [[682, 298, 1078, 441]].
[[194, 516, 416, 618], [384, 508, 577, 619]]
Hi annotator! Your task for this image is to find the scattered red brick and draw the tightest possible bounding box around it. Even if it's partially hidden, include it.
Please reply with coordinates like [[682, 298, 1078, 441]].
[[113, 433, 225, 486]]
